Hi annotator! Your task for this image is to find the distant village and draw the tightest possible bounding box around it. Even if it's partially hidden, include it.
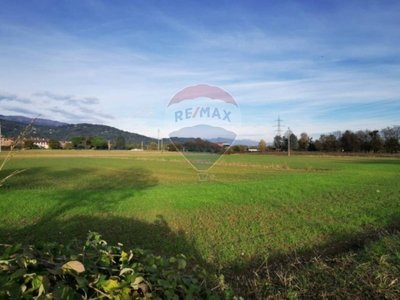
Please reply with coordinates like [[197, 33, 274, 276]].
[[0, 135, 262, 152], [0, 136, 71, 150]]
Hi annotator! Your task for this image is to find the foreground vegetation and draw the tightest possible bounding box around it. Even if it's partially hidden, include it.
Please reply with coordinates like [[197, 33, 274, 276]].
[[245, 228, 400, 299], [0, 150, 399, 298], [1, 229, 399, 299], [1, 232, 223, 299]]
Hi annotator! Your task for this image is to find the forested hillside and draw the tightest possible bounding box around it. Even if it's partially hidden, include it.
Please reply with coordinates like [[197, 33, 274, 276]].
[[0, 120, 156, 144]]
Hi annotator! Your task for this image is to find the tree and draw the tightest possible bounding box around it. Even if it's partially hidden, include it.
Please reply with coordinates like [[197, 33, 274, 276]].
[[71, 136, 85, 149], [91, 137, 108, 149], [384, 137, 399, 153], [64, 142, 73, 150], [381, 126, 400, 153], [181, 138, 220, 153], [85, 137, 93, 150], [48, 139, 61, 149], [149, 141, 157, 150], [298, 132, 309, 151], [357, 130, 372, 152], [258, 139, 267, 152], [273, 135, 283, 150], [318, 134, 339, 152], [233, 145, 241, 152], [166, 142, 182, 151], [340, 130, 359, 152], [115, 135, 126, 150], [369, 130, 383, 153], [308, 138, 318, 151], [315, 138, 323, 151], [282, 133, 298, 151], [24, 139, 37, 149], [381, 125, 400, 142], [288, 133, 299, 150]]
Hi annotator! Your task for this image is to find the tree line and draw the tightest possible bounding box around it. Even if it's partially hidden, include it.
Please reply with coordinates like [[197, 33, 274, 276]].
[[70, 135, 126, 150], [165, 138, 224, 153], [270, 125, 400, 153], [17, 125, 400, 154], [68, 135, 160, 150]]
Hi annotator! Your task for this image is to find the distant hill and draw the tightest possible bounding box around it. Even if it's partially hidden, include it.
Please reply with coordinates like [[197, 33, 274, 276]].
[[169, 136, 259, 146], [167, 125, 258, 146], [0, 114, 69, 127], [0, 115, 259, 146], [0, 119, 156, 144], [207, 137, 259, 146]]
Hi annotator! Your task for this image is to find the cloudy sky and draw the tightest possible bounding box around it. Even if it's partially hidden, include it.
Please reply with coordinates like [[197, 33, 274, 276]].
[[1, 0, 399, 142]]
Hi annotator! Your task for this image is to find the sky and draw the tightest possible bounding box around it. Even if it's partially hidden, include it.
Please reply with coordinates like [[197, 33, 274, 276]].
[[0, 0, 399, 142]]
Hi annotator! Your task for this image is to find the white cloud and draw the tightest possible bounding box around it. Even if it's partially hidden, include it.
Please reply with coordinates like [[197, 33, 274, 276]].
[[0, 1, 399, 142]]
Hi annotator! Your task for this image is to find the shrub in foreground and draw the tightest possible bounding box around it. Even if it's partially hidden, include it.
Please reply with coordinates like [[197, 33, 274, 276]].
[[0, 232, 225, 299]]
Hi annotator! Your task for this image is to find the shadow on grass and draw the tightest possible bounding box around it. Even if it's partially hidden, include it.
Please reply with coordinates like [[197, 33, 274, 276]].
[[223, 213, 400, 292], [0, 214, 205, 264], [0, 166, 209, 268], [0, 165, 158, 190]]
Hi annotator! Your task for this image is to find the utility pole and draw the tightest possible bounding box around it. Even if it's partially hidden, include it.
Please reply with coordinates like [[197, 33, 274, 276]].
[[0, 122, 2, 153], [157, 129, 160, 151], [286, 127, 292, 156]]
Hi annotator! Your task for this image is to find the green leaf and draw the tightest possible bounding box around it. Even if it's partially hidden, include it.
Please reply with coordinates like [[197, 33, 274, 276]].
[[53, 284, 78, 299], [11, 244, 22, 255], [32, 275, 43, 290], [17, 256, 27, 268], [7, 283, 21, 299], [96, 274, 108, 287], [178, 258, 187, 270], [38, 283, 45, 297], [42, 276, 50, 294], [75, 276, 87, 287], [102, 279, 119, 293], [47, 267, 62, 276], [10, 268, 27, 279], [132, 276, 144, 285], [119, 268, 134, 276]]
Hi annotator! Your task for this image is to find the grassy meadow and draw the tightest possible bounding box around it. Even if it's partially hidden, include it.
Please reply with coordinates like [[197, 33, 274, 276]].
[[0, 150, 399, 296]]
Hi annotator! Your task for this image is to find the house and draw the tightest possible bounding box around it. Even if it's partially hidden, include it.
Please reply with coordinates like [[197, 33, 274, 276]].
[[217, 142, 231, 148], [0, 136, 15, 148], [32, 138, 49, 149], [59, 141, 71, 149]]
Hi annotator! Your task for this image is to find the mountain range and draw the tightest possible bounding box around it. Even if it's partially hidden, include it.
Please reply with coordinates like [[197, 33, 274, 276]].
[[0, 115, 259, 146], [0, 115, 155, 145], [0, 114, 69, 127]]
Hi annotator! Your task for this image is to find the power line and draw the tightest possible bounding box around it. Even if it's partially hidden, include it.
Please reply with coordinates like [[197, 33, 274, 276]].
[[273, 116, 285, 137]]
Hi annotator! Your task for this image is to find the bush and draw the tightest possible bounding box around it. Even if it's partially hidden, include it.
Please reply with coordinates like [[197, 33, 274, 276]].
[[0, 232, 224, 299]]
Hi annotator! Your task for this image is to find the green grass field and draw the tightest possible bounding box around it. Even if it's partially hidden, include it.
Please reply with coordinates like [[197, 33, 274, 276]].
[[1, 150, 399, 296]]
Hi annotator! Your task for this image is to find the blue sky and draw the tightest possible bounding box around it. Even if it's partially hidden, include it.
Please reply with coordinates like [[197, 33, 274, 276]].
[[0, 0, 399, 142]]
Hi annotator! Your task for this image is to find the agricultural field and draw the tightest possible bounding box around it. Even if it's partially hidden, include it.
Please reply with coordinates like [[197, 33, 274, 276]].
[[0, 150, 399, 297]]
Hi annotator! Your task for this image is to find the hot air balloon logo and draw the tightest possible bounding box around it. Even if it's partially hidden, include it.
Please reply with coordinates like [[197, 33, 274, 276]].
[[164, 84, 241, 178]]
